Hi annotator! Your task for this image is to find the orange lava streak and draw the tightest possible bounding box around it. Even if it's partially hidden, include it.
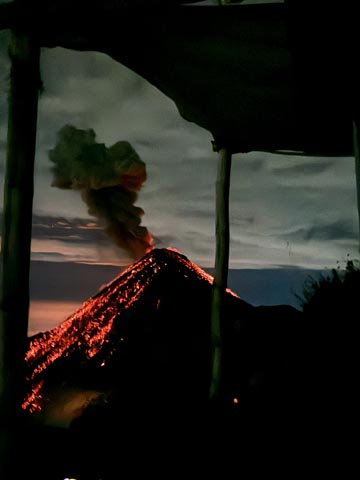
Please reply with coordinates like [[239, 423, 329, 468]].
[[21, 379, 44, 413]]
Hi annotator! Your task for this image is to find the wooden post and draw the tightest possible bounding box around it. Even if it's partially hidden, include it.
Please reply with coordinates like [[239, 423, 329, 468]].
[[0, 31, 40, 474], [209, 145, 232, 400], [353, 121, 360, 252]]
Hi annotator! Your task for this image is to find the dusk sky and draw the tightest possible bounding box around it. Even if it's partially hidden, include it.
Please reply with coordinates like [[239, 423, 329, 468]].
[[1, 0, 359, 335]]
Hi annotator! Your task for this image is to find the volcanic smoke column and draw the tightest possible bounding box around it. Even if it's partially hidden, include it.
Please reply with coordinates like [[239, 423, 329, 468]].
[[49, 124, 154, 259]]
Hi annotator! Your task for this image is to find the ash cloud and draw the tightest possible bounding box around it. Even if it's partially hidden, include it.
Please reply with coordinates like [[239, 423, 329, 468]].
[[49, 124, 153, 259]]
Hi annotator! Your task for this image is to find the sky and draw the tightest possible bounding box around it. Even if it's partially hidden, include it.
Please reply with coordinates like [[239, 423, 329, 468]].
[[1, 0, 359, 334]]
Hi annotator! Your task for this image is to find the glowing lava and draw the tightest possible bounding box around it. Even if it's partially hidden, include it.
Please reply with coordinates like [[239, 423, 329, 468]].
[[23, 248, 239, 416]]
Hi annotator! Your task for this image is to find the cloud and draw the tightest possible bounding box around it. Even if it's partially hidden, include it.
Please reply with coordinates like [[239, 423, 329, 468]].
[[31, 214, 106, 244], [281, 219, 359, 242], [1, 43, 358, 272], [151, 234, 178, 248], [230, 213, 256, 226], [37, 47, 188, 150], [0, 140, 5, 174], [271, 159, 335, 176], [0, 210, 149, 266], [232, 153, 266, 172], [29, 260, 122, 303], [30, 243, 103, 265], [0, 211, 107, 245], [48, 124, 153, 259], [29, 300, 85, 337]]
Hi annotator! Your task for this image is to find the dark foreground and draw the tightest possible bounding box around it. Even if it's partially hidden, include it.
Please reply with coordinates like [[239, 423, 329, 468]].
[[14, 323, 357, 480], [12, 251, 360, 478], [14, 393, 355, 480]]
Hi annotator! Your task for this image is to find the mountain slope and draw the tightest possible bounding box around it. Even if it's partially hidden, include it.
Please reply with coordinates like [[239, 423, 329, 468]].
[[23, 248, 248, 415], [23, 247, 302, 421]]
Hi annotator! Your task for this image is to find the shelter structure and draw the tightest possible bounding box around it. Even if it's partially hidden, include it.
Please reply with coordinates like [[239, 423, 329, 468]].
[[0, 1, 359, 474]]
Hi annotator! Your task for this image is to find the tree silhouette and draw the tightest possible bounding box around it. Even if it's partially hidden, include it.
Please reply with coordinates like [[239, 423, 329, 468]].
[[294, 257, 358, 463], [297, 257, 360, 316]]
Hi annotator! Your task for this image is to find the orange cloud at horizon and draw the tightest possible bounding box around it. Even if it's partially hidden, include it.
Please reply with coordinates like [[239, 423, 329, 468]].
[[29, 300, 84, 337]]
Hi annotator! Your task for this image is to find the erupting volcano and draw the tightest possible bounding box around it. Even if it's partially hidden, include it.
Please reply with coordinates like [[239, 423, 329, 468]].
[[23, 248, 244, 420], [23, 246, 306, 431], [21, 248, 317, 478]]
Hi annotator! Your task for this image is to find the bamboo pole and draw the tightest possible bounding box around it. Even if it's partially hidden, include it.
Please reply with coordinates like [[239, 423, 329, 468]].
[[209, 146, 232, 401], [0, 31, 40, 475], [353, 121, 360, 252]]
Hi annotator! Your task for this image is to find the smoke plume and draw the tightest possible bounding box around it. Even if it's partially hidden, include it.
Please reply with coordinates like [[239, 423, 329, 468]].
[[49, 124, 153, 259]]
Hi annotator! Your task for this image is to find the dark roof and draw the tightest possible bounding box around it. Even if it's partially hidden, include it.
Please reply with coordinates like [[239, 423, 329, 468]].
[[3, 1, 359, 155]]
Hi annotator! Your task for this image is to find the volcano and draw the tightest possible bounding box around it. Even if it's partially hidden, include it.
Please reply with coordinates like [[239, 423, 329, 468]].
[[24, 249, 230, 425], [21, 248, 307, 478], [23, 248, 301, 419]]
